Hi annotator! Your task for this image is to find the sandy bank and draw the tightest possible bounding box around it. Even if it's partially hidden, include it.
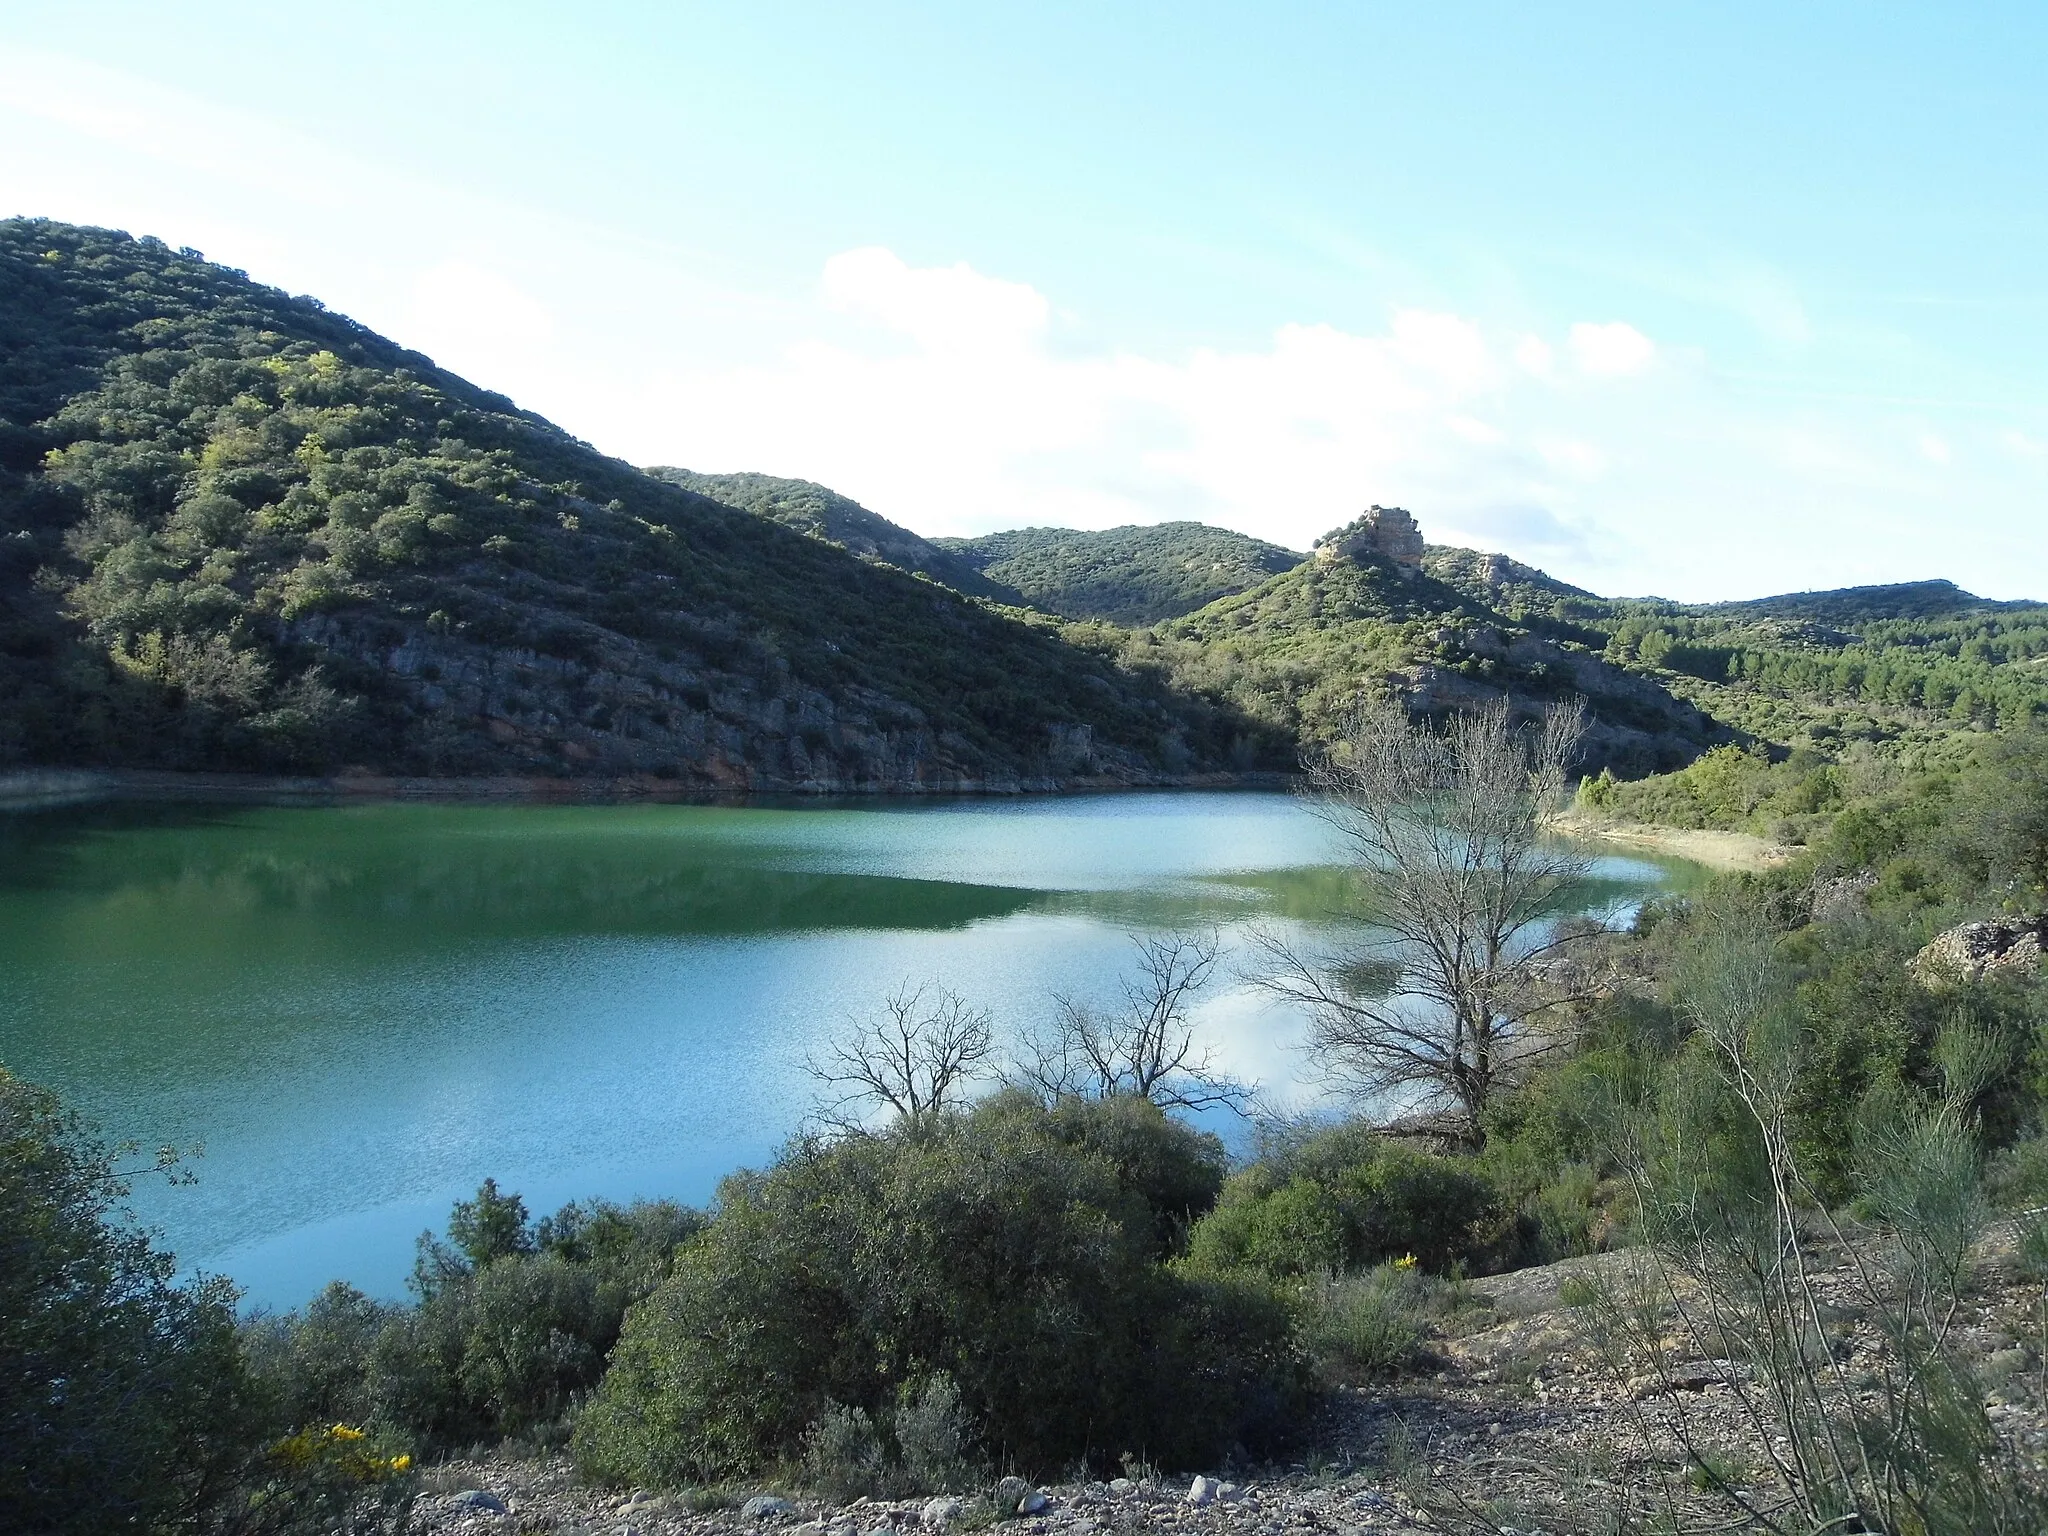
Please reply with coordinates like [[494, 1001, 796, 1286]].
[[1547, 808, 1797, 872]]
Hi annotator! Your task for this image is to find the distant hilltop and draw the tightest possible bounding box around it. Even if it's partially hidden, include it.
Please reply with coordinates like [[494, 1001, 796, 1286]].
[[1315, 506, 1426, 571]]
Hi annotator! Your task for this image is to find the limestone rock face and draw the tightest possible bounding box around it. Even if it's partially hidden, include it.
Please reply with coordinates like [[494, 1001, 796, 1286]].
[[1910, 915, 2048, 985], [1315, 506, 1426, 570]]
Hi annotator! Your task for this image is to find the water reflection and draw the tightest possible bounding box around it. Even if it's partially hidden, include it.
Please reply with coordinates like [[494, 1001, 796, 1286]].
[[0, 792, 1699, 1306]]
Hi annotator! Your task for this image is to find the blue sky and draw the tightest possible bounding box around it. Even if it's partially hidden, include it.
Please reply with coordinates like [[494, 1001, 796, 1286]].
[[3, 2, 2044, 599]]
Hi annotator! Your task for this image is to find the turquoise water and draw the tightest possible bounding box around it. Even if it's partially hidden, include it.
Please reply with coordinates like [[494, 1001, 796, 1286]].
[[0, 792, 1698, 1307]]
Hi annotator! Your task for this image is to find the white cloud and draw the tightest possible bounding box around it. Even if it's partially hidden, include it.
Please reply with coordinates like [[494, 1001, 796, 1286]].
[[822, 247, 1048, 356], [1568, 320, 1657, 376], [1513, 334, 1555, 377], [615, 266, 1556, 552], [2, 48, 2041, 601], [1918, 433, 1952, 464]]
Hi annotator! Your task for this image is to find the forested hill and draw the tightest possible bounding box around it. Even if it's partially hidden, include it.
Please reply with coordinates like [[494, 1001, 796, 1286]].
[[0, 220, 1272, 788], [641, 468, 1021, 605], [934, 522, 1305, 625]]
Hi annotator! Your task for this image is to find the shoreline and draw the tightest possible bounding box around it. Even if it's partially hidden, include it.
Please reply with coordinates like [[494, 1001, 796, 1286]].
[[0, 765, 1299, 811], [1547, 807, 1796, 872]]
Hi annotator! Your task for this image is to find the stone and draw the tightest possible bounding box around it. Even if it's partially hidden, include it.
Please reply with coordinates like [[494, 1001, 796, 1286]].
[[1018, 1489, 1049, 1515], [1186, 1477, 1217, 1508], [922, 1496, 964, 1527], [1911, 914, 2048, 984], [995, 1478, 1035, 1516], [743, 1495, 796, 1519], [448, 1490, 508, 1514], [1314, 506, 1426, 572], [1108, 1479, 1135, 1496], [1216, 1482, 1243, 1503], [1809, 870, 1876, 923]]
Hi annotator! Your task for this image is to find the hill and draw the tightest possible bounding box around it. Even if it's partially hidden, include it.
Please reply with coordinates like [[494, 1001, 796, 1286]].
[[1583, 587, 2048, 752], [1142, 536, 1718, 775], [642, 469, 1020, 605], [0, 220, 1273, 789], [934, 522, 1303, 625]]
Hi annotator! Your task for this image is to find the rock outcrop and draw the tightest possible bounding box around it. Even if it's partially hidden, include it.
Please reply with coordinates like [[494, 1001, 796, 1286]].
[[1315, 506, 1426, 571], [1910, 914, 2048, 984]]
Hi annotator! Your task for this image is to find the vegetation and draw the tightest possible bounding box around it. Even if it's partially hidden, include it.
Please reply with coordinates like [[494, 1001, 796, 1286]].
[[644, 469, 1016, 604], [577, 1092, 1304, 1486], [0, 1067, 414, 1535], [1257, 695, 1594, 1147], [933, 522, 1302, 626], [0, 220, 1271, 783], [8, 721, 2048, 1519]]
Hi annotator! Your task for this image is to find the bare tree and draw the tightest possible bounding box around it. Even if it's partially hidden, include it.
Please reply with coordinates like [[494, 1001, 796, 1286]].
[[805, 981, 995, 1129], [1255, 694, 1598, 1147], [1013, 930, 1252, 1111]]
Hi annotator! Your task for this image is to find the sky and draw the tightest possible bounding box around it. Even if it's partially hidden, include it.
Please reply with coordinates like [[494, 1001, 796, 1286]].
[[2, 2, 2045, 601]]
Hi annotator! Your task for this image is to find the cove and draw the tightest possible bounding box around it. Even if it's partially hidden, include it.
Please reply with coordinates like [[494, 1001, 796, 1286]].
[[0, 791, 1703, 1309]]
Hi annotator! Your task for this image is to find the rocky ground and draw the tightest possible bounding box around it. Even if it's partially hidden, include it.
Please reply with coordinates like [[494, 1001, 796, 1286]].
[[410, 1240, 2048, 1536]]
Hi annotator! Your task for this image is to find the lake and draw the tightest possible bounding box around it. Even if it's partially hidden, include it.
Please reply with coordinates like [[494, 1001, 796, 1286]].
[[0, 791, 1701, 1308]]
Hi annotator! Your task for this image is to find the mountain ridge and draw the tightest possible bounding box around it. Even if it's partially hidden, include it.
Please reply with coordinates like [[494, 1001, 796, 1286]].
[[7, 218, 2037, 791], [0, 219, 1272, 790]]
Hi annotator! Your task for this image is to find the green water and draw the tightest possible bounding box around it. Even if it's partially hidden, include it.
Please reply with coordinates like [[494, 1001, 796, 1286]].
[[0, 791, 1701, 1307]]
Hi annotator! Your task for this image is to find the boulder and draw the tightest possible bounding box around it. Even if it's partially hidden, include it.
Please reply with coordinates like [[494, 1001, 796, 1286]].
[[1185, 1477, 1217, 1508], [1910, 914, 2048, 985], [921, 1496, 964, 1527], [743, 1495, 796, 1520], [448, 1490, 507, 1514]]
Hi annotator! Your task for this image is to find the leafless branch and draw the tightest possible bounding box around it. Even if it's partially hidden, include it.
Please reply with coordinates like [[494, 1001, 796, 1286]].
[[1012, 930, 1253, 1112], [1252, 693, 1596, 1146], [805, 981, 995, 1130]]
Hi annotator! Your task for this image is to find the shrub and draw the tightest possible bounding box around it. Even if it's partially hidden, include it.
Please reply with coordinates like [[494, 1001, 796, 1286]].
[[801, 1403, 887, 1502], [1185, 1176, 1346, 1278], [0, 1066, 265, 1534], [248, 1188, 698, 1456], [1294, 1266, 1427, 1384], [892, 1374, 978, 1494], [1185, 1120, 1503, 1280], [574, 1095, 1306, 1486]]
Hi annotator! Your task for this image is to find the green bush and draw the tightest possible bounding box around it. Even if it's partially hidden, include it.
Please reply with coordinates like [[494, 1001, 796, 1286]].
[[247, 1188, 698, 1456], [802, 1403, 888, 1502], [1184, 1176, 1347, 1278], [892, 1374, 978, 1494], [1293, 1265, 1432, 1384], [1186, 1121, 1503, 1281], [574, 1093, 1305, 1485], [1, 1066, 266, 1534]]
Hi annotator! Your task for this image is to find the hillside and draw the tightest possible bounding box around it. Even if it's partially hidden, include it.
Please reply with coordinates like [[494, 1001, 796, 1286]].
[[1143, 538, 1718, 775], [934, 522, 1304, 625], [0, 220, 1273, 789], [1583, 587, 2048, 752], [8, 220, 2027, 795], [642, 469, 1020, 605]]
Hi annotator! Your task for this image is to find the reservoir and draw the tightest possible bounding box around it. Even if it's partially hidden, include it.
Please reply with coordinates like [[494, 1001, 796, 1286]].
[[0, 791, 1698, 1308]]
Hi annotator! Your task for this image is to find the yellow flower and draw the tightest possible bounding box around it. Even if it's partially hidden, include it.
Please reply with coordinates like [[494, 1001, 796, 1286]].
[[328, 1424, 366, 1441], [390, 1456, 413, 1473], [1393, 1253, 1418, 1270]]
